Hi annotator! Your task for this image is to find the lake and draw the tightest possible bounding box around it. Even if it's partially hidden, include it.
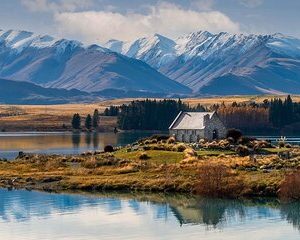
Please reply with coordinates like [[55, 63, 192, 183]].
[[0, 189, 299, 240], [0, 132, 158, 159], [0, 132, 300, 160]]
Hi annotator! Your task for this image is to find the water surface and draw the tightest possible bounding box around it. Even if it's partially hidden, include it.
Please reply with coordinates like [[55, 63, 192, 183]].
[[0, 132, 157, 159], [0, 132, 299, 160], [0, 190, 299, 240]]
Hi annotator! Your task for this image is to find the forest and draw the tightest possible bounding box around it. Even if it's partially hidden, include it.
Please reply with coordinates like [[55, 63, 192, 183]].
[[115, 99, 204, 131], [103, 96, 300, 134]]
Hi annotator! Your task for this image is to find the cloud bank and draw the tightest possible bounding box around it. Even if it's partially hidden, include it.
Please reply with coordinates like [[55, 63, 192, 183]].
[[20, 0, 240, 44]]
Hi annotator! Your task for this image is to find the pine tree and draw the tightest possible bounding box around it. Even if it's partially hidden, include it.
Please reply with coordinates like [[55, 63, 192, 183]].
[[92, 109, 100, 129], [71, 114, 81, 130], [85, 114, 92, 130]]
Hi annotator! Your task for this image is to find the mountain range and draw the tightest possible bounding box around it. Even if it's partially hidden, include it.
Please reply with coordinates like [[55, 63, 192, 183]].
[[1, 29, 300, 104], [0, 29, 190, 97], [105, 31, 300, 95]]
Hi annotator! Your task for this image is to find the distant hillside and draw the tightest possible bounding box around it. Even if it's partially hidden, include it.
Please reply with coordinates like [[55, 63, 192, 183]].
[[0, 78, 91, 104]]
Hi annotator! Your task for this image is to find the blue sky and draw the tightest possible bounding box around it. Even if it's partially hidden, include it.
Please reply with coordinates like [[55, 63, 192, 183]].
[[1, 0, 299, 44]]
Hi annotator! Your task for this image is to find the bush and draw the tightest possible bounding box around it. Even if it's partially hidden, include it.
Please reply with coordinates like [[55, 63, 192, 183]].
[[104, 145, 114, 153], [194, 164, 244, 197], [236, 145, 250, 156], [139, 152, 150, 160], [238, 136, 256, 146], [167, 136, 176, 144], [226, 129, 243, 143], [175, 143, 187, 152], [278, 141, 286, 148], [150, 135, 169, 141], [279, 170, 300, 201], [183, 148, 197, 158], [218, 139, 230, 149]]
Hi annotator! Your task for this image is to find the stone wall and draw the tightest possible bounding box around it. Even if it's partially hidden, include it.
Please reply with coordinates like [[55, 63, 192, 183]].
[[169, 113, 227, 142], [204, 114, 227, 140], [170, 129, 204, 143]]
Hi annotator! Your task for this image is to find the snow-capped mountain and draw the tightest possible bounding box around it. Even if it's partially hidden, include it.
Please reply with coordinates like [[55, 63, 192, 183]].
[[105, 34, 177, 68], [0, 30, 190, 94], [106, 31, 300, 95]]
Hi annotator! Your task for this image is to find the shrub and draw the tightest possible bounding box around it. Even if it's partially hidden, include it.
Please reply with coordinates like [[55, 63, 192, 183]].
[[82, 158, 98, 169], [238, 136, 256, 146], [278, 141, 286, 148], [167, 136, 176, 144], [279, 170, 300, 201], [236, 145, 250, 156], [218, 139, 230, 149], [194, 164, 244, 198], [175, 143, 187, 152], [183, 148, 197, 158], [226, 129, 243, 143], [150, 135, 169, 141], [104, 145, 114, 153], [180, 157, 198, 165], [139, 152, 150, 160]]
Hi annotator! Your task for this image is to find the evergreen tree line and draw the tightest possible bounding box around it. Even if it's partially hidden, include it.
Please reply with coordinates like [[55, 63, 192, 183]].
[[116, 99, 206, 130], [71, 109, 100, 130], [269, 95, 300, 128], [104, 106, 120, 116]]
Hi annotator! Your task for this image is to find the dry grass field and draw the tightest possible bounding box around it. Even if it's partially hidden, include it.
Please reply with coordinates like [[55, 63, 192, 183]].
[[0, 95, 299, 131]]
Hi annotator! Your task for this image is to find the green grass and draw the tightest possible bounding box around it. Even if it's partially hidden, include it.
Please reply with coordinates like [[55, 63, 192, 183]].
[[115, 149, 236, 164], [197, 150, 235, 156], [261, 148, 290, 154], [115, 149, 184, 164]]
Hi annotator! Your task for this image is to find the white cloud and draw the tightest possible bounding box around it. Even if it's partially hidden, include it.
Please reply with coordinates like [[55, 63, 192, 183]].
[[54, 2, 240, 44], [21, 0, 94, 13]]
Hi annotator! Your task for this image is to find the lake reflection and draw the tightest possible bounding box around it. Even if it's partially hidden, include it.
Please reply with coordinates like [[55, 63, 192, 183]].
[[0, 132, 156, 159], [0, 190, 300, 240]]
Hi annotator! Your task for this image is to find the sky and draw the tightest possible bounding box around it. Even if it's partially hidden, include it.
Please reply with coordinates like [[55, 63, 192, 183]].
[[0, 0, 299, 44]]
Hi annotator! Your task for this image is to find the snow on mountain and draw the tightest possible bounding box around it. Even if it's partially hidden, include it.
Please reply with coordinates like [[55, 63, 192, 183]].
[[0, 29, 190, 94], [106, 31, 300, 95], [105, 34, 177, 68]]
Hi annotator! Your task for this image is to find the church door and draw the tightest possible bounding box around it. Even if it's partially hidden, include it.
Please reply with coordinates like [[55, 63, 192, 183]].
[[213, 129, 219, 140]]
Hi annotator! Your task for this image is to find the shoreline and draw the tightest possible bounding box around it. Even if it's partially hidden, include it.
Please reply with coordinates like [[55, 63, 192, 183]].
[[0, 149, 294, 200], [0, 135, 299, 201]]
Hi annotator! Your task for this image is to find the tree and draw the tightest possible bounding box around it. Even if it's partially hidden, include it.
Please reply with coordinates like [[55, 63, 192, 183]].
[[71, 114, 81, 130], [92, 109, 100, 129], [226, 129, 243, 143], [85, 114, 92, 130]]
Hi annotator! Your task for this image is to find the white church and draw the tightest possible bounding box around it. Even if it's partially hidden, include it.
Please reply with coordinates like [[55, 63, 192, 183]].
[[169, 111, 227, 142]]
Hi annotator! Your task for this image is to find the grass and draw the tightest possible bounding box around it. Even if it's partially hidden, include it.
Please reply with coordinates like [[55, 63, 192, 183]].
[[115, 149, 184, 164], [197, 150, 235, 156], [115, 149, 235, 165], [0, 136, 300, 199], [261, 148, 290, 153]]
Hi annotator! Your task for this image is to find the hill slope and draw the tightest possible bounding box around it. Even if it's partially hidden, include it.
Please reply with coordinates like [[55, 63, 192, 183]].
[[0, 78, 90, 104]]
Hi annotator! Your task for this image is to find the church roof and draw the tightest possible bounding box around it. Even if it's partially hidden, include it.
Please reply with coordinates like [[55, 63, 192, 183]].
[[169, 112, 215, 130]]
